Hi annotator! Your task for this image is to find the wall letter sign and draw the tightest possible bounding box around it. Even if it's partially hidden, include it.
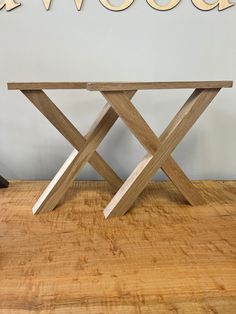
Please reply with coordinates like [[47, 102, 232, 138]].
[[191, 0, 234, 10], [42, 0, 83, 10], [147, 0, 181, 10], [0, 0, 234, 12], [99, 0, 134, 11], [0, 0, 21, 11]]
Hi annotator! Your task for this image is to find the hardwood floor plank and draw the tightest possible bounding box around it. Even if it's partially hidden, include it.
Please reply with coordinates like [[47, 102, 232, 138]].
[[0, 180, 235, 313]]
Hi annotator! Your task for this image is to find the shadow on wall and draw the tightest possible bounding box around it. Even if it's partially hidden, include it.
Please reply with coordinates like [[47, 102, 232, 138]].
[[172, 108, 236, 180], [202, 109, 236, 179]]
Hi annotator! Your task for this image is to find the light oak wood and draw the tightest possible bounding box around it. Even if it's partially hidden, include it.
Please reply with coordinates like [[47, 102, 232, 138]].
[[22, 90, 135, 214], [102, 90, 205, 206], [22, 90, 123, 191], [0, 175, 9, 188], [103, 88, 220, 218], [0, 180, 236, 313], [87, 81, 233, 91], [8, 81, 233, 91], [8, 82, 88, 90], [9, 81, 232, 216], [32, 103, 119, 214]]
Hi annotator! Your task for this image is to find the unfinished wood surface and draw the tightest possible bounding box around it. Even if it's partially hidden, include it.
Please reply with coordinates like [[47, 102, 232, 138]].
[[8, 82, 88, 90], [9, 82, 233, 216], [102, 90, 205, 206], [0, 175, 9, 188], [8, 81, 233, 91], [87, 81, 233, 91], [0, 180, 235, 314], [104, 88, 220, 218], [22, 89, 123, 190], [32, 103, 120, 214]]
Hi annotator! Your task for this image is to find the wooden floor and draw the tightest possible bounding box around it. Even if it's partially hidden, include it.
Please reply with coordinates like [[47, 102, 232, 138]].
[[0, 180, 236, 314]]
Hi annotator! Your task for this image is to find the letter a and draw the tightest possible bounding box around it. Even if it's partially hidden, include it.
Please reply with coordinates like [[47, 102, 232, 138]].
[[192, 0, 234, 11], [0, 0, 21, 11]]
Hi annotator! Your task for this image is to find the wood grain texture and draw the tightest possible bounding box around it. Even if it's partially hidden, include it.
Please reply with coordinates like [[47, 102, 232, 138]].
[[0, 180, 236, 313], [103, 89, 220, 218], [8, 82, 88, 90], [87, 81, 233, 91], [0, 175, 9, 188], [21, 90, 135, 214], [32, 102, 120, 214], [102, 90, 205, 206], [7, 81, 233, 91], [21, 90, 123, 190]]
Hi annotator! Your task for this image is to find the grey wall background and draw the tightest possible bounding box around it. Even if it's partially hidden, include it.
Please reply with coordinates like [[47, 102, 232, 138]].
[[1, 0, 235, 181]]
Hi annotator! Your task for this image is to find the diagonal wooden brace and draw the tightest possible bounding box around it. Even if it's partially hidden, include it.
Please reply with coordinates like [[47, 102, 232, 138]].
[[103, 88, 220, 218], [102, 89, 207, 207], [31, 102, 122, 214], [22, 89, 124, 191]]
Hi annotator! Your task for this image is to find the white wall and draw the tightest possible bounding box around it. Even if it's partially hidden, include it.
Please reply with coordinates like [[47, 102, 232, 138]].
[[1, 0, 235, 181]]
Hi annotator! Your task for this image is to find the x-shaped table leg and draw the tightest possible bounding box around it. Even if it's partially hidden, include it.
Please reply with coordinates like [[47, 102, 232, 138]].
[[22, 90, 135, 214], [101, 88, 220, 218]]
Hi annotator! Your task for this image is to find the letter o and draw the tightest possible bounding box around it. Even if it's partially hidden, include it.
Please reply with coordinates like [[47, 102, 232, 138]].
[[99, 0, 134, 11], [147, 0, 181, 10]]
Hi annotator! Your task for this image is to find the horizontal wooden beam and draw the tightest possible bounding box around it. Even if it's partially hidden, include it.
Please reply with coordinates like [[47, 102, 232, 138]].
[[8, 81, 233, 91], [87, 81, 233, 91], [8, 82, 88, 90]]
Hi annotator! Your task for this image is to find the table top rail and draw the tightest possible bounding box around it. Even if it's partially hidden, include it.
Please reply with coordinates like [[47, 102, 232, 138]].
[[7, 82, 88, 90], [87, 81, 233, 91], [7, 81, 233, 91]]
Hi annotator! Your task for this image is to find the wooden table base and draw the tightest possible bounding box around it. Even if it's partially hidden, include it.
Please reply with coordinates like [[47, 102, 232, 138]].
[[8, 81, 233, 217]]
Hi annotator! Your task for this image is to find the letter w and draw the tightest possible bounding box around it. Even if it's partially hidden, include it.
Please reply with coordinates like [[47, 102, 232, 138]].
[[43, 0, 84, 10]]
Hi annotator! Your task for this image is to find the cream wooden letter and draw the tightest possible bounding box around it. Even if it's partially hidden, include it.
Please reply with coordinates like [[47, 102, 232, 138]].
[[99, 0, 134, 11], [43, 0, 84, 10], [192, 0, 234, 10], [0, 0, 21, 11], [147, 0, 180, 10]]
